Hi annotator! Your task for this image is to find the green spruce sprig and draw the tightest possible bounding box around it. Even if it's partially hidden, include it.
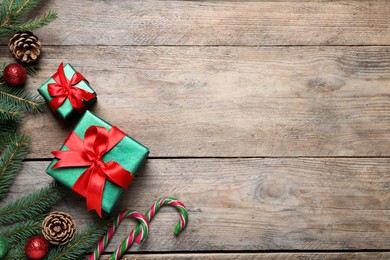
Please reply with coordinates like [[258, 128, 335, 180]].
[[0, 84, 45, 113], [4, 242, 28, 260], [0, 101, 23, 122], [45, 218, 112, 260], [8, 10, 58, 32], [0, 217, 44, 245], [0, 132, 29, 199], [0, 182, 66, 224], [0, 0, 58, 37], [0, 63, 45, 115], [0, 217, 44, 259], [0, 121, 19, 140]]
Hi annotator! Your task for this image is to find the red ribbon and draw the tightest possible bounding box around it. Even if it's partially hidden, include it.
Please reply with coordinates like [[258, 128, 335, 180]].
[[48, 63, 96, 112], [52, 126, 134, 217]]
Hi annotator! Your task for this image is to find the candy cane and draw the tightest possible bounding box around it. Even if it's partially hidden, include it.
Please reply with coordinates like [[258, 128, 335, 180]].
[[109, 197, 188, 259], [89, 210, 149, 260], [91, 197, 188, 260], [145, 197, 188, 235]]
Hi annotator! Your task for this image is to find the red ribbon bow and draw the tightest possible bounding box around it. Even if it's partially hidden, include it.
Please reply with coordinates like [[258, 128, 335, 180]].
[[52, 126, 134, 217], [48, 63, 96, 112]]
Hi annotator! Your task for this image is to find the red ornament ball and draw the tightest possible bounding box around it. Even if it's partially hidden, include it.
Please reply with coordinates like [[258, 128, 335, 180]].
[[2, 63, 27, 86], [24, 236, 49, 260]]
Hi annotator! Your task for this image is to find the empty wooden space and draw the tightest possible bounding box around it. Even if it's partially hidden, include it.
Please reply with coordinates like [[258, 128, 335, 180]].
[[2, 0, 390, 259]]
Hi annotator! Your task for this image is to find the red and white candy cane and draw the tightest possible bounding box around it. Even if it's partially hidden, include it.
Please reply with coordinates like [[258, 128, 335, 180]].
[[91, 197, 188, 260], [89, 209, 149, 260], [144, 197, 188, 235]]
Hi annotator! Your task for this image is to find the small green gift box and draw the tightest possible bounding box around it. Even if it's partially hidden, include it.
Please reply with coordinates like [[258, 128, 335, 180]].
[[38, 63, 97, 120], [46, 111, 149, 216]]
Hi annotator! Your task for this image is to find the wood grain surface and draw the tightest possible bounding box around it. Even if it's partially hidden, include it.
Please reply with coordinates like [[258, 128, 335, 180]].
[[22, 0, 390, 46], [96, 252, 390, 260], [7, 159, 390, 251], [10, 45, 389, 158], [1, 0, 389, 258]]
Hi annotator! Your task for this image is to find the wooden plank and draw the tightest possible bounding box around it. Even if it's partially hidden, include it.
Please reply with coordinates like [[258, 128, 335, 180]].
[[6, 158, 390, 251], [2, 1, 389, 46], [97, 252, 390, 260], [4, 45, 389, 158]]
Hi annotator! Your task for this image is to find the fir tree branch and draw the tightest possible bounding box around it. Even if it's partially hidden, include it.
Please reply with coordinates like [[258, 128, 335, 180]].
[[0, 121, 19, 141], [1, 0, 40, 27], [46, 219, 112, 260], [0, 101, 23, 121], [0, 182, 66, 224], [0, 62, 40, 76], [25, 62, 40, 76], [0, 217, 45, 260], [5, 242, 28, 260], [0, 132, 29, 199], [9, 0, 46, 17], [12, 0, 33, 15], [0, 84, 45, 113], [0, 0, 57, 37], [0, 217, 44, 245], [5, 10, 58, 32]]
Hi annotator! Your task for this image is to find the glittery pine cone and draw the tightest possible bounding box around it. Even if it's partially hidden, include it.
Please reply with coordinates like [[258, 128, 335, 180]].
[[42, 211, 76, 245], [8, 31, 42, 64]]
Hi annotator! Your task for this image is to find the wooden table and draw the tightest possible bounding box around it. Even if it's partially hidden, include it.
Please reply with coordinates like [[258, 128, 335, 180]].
[[2, 1, 390, 259]]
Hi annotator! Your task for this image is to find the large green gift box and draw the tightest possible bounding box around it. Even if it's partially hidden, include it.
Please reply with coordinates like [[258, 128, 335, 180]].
[[38, 63, 97, 120], [46, 111, 149, 216]]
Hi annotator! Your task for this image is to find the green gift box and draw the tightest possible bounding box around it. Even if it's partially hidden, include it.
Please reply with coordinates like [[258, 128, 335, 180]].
[[38, 63, 97, 121], [46, 111, 149, 216]]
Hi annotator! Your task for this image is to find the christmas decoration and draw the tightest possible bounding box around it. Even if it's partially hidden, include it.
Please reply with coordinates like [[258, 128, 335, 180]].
[[46, 110, 149, 217], [0, 132, 30, 200], [91, 197, 189, 260], [2, 63, 27, 86], [91, 210, 149, 260], [0, 184, 65, 225], [0, 2, 113, 260], [38, 62, 97, 120], [0, 0, 57, 167], [0, 1, 57, 38], [0, 235, 8, 259], [0, 218, 47, 260], [24, 236, 49, 260], [42, 211, 76, 245], [44, 219, 112, 260], [8, 31, 42, 64]]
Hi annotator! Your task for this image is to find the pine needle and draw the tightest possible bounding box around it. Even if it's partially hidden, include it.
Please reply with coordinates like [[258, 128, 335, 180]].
[[7, 0, 40, 16], [0, 182, 66, 224], [0, 62, 41, 76], [0, 63, 6, 72], [0, 217, 44, 244], [7, 10, 58, 32], [0, 84, 45, 114], [0, 0, 58, 37], [4, 243, 28, 260], [25, 62, 40, 76], [46, 218, 112, 260], [0, 101, 23, 122], [0, 215, 46, 260], [0, 121, 19, 141], [1, 0, 43, 29], [0, 132, 29, 199]]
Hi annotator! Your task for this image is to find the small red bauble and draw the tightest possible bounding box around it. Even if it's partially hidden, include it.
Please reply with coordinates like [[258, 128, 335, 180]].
[[2, 63, 27, 86], [24, 236, 49, 260]]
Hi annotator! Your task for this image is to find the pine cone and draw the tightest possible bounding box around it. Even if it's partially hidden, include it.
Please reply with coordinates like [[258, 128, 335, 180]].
[[8, 31, 41, 64], [42, 211, 76, 245]]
